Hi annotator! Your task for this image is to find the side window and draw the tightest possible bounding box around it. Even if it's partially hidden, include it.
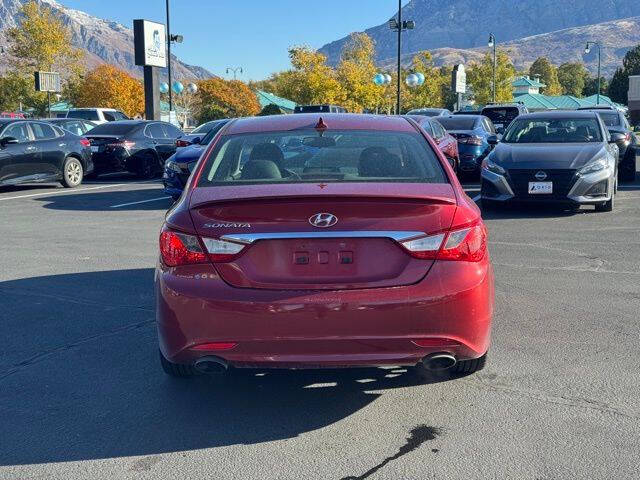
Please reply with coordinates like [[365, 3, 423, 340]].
[[148, 123, 167, 139], [82, 122, 95, 133], [102, 111, 116, 122], [164, 124, 183, 139], [432, 122, 445, 140], [483, 118, 496, 133], [66, 121, 84, 136], [30, 122, 57, 140], [420, 121, 434, 137], [114, 111, 128, 120], [2, 123, 31, 142]]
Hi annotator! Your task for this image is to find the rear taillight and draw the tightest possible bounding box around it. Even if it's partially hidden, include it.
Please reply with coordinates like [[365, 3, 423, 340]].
[[401, 222, 487, 262], [80, 138, 90, 147], [176, 139, 191, 147], [458, 136, 484, 146], [159, 230, 208, 266], [191, 342, 237, 351], [202, 238, 246, 262]]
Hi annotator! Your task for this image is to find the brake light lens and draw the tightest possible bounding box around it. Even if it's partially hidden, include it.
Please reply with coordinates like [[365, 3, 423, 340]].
[[401, 223, 487, 262], [176, 139, 191, 147], [79, 138, 90, 147], [202, 238, 246, 262], [458, 136, 484, 146], [191, 342, 237, 351], [159, 230, 208, 266]]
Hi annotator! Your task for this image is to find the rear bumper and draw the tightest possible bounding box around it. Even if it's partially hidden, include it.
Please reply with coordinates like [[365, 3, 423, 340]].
[[91, 150, 130, 173], [156, 259, 494, 368]]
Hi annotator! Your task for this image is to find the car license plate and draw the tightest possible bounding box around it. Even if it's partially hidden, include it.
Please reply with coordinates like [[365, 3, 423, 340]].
[[528, 182, 553, 194], [90, 146, 99, 153]]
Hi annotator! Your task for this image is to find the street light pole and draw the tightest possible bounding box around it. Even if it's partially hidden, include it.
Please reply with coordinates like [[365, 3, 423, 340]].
[[488, 33, 496, 103], [585, 41, 602, 105], [396, 0, 402, 115], [226, 67, 243, 80], [166, 0, 172, 113]]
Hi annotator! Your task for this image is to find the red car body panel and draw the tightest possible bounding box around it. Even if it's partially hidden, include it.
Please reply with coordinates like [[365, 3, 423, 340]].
[[157, 114, 493, 369]]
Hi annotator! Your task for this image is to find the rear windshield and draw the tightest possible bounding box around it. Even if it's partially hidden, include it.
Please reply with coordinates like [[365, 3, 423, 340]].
[[68, 110, 100, 121], [408, 109, 440, 117], [192, 121, 222, 134], [436, 117, 477, 130], [88, 123, 138, 135], [199, 121, 228, 145], [596, 112, 620, 127], [503, 118, 603, 143], [198, 129, 447, 186], [481, 107, 520, 125]]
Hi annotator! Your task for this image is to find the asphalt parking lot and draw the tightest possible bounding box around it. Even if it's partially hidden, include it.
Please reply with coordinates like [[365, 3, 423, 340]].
[[1, 177, 639, 479]]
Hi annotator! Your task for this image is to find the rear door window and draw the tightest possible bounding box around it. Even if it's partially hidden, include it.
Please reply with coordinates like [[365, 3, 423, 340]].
[[148, 123, 168, 139], [102, 111, 116, 122], [30, 122, 58, 140], [164, 124, 183, 139]]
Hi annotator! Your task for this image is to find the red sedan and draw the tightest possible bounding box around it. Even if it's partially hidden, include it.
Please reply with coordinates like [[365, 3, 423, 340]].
[[156, 114, 493, 378], [408, 115, 460, 173]]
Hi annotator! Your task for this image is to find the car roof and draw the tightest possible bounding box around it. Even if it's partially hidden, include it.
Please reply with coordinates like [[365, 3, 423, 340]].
[[482, 103, 525, 108], [69, 107, 118, 111], [225, 113, 415, 135], [440, 114, 483, 120], [517, 110, 600, 120]]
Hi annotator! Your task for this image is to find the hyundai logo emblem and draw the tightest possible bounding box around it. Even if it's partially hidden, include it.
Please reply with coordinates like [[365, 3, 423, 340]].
[[309, 213, 338, 228], [535, 171, 548, 181]]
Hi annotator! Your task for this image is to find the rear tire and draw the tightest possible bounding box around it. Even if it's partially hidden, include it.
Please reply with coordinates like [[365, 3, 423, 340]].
[[136, 153, 159, 179], [159, 350, 198, 378], [452, 353, 487, 376], [61, 156, 83, 188]]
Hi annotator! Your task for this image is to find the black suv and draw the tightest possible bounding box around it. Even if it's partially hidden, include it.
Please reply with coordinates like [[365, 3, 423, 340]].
[[481, 103, 529, 134], [577, 107, 638, 182], [85, 120, 184, 178]]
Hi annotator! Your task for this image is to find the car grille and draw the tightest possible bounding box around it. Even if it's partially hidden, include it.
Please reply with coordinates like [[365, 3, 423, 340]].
[[507, 169, 578, 199]]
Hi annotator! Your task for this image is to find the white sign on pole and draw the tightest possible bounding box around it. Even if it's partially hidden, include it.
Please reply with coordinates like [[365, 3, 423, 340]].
[[134, 20, 167, 68], [452, 64, 467, 94]]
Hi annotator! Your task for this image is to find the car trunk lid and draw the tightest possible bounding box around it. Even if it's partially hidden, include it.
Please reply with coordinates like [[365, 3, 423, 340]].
[[189, 183, 457, 290]]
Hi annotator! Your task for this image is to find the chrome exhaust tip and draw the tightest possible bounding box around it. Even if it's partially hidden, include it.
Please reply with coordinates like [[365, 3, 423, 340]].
[[194, 356, 229, 374], [422, 353, 457, 371]]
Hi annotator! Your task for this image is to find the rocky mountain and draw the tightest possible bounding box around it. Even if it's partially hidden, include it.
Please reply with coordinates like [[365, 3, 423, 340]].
[[379, 16, 640, 77], [321, 0, 640, 75], [0, 0, 213, 80]]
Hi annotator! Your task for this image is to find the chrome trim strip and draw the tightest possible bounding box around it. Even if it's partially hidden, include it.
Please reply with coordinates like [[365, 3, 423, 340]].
[[220, 231, 427, 244]]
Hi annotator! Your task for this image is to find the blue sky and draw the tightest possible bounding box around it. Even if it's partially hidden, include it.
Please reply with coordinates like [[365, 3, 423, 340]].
[[60, 0, 410, 80]]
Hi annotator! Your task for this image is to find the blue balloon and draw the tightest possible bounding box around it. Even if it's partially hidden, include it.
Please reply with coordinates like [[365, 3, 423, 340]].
[[373, 73, 385, 86], [416, 73, 425, 85], [172, 81, 184, 94], [159, 82, 169, 94]]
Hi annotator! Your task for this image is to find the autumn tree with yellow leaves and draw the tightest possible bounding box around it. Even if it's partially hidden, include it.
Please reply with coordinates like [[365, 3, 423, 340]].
[[74, 65, 144, 117], [195, 77, 261, 122]]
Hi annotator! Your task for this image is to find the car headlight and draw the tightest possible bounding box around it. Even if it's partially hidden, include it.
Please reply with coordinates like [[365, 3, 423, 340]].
[[481, 156, 505, 175], [165, 158, 181, 173], [578, 158, 610, 176]]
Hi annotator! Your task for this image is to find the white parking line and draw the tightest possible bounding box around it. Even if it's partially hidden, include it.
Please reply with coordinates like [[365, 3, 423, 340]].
[[0, 183, 127, 202], [472, 194, 481, 202], [109, 196, 171, 208]]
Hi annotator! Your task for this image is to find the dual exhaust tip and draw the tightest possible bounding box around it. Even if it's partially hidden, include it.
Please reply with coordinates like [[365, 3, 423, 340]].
[[194, 353, 457, 374]]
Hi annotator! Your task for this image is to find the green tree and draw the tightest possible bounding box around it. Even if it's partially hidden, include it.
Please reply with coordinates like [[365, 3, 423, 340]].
[[583, 76, 609, 97], [557, 62, 589, 96], [0, 73, 32, 112], [529, 57, 562, 95], [467, 50, 516, 105], [606, 45, 640, 103], [403, 51, 450, 111]]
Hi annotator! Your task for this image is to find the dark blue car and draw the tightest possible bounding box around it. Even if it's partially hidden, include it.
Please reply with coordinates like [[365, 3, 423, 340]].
[[435, 115, 498, 177], [163, 119, 229, 199]]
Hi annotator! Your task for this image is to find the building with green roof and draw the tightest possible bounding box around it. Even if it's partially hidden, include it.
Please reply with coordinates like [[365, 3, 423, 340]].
[[512, 76, 546, 95], [255, 90, 296, 114]]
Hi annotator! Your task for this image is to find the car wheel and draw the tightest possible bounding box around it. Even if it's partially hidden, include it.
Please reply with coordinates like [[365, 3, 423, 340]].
[[452, 352, 487, 376], [61, 156, 83, 188], [595, 189, 614, 212], [159, 350, 198, 378], [136, 153, 158, 179]]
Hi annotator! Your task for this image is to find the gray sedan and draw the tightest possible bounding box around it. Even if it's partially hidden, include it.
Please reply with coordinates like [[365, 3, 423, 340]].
[[480, 111, 618, 212]]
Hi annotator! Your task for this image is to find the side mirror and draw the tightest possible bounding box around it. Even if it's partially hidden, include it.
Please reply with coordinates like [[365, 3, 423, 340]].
[[609, 132, 625, 143], [0, 136, 18, 147], [191, 136, 202, 145], [487, 134, 500, 145]]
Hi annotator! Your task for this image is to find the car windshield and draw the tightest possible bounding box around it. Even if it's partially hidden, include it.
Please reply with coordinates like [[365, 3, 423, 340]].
[[192, 121, 220, 134], [482, 107, 520, 125], [198, 129, 447, 186], [199, 121, 227, 145], [503, 118, 603, 143], [88, 123, 138, 135], [67, 110, 100, 121], [596, 112, 620, 127], [436, 117, 477, 130]]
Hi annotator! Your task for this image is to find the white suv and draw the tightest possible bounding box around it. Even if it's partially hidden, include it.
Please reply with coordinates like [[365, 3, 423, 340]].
[[65, 108, 130, 125]]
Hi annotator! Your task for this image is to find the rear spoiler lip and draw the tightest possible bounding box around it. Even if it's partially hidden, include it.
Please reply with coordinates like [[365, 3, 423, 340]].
[[189, 192, 457, 209]]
